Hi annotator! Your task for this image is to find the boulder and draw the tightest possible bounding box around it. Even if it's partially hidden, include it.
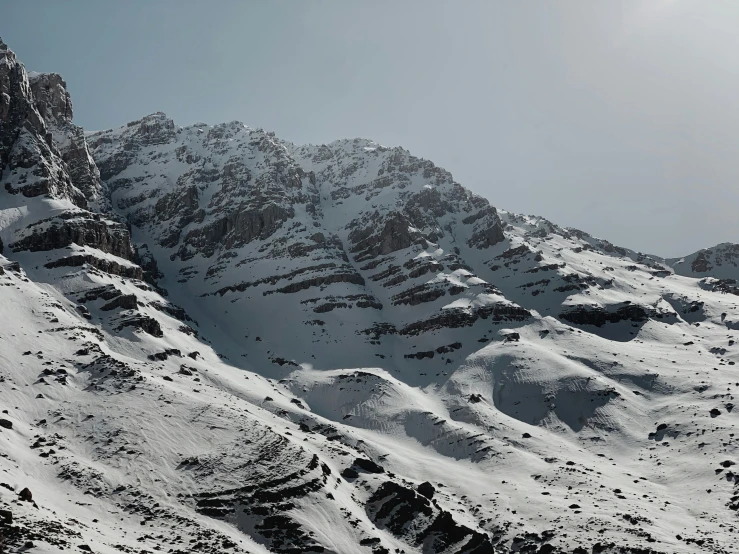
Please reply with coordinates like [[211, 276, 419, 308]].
[[353, 458, 385, 474], [417, 481, 435, 499]]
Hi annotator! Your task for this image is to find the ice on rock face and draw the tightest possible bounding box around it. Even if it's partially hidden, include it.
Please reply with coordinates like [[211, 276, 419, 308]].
[[1, 36, 739, 553]]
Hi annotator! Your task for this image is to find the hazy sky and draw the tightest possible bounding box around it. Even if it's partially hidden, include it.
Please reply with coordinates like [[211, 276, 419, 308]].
[[3, 1, 737, 256]]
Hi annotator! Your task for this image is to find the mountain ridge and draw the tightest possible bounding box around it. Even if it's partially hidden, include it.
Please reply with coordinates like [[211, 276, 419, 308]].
[[87, 106, 738, 264]]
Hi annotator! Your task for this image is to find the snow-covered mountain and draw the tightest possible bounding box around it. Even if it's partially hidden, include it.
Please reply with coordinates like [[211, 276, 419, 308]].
[[1, 38, 738, 553]]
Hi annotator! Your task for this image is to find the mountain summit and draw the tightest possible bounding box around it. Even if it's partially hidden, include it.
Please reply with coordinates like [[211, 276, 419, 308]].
[[1, 39, 738, 554]]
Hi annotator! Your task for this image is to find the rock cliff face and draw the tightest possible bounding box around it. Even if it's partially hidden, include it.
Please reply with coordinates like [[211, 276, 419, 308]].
[[28, 71, 73, 125], [87, 121, 517, 372], [0, 39, 131, 269], [8, 212, 134, 259], [29, 71, 106, 205], [0, 40, 87, 207], [1, 38, 739, 554]]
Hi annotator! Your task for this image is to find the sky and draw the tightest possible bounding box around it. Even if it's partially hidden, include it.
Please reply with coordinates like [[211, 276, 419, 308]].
[[3, 0, 738, 256]]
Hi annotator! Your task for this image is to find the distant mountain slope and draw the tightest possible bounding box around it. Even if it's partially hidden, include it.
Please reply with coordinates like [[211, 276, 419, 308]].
[[667, 242, 739, 280], [1, 37, 738, 554]]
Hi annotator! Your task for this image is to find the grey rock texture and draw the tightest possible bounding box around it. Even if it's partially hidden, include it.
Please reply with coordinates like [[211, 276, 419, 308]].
[[10, 213, 134, 259], [0, 41, 87, 207]]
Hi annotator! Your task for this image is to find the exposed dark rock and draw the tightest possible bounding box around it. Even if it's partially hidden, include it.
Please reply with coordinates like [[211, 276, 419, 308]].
[[367, 481, 496, 554], [272, 357, 299, 367], [190, 439, 329, 553], [435, 342, 462, 354], [150, 301, 194, 323], [559, 304, 663, 328], [341, 467, 359, 479], [77, 284, 121, 304], [45, 254, 143, 279], [404, 350, 435, 360], [417, 481, 435, 499], [392, 283, 447, 306], [353, 458, 385, 474], [691, 252, 711, 273], [28, 72, 72, 125], [176, 202, 294, 260], [359, 323, 397, 341], [100, 294, 138, 311], [496, 245, 531, 260], [400, 303, 530, 336], [147, 349, 181, 361], [115, 315, 163, 337], [367, 481, 433, 536], [0, 43, 88, 207], [10, 215, 135, 260], [269, 272, 365, 295], [29, 72, 105, 201], [465, 206, 505, 249], [349, 212, 420, 262], [700, 278, 739, 296], [211, 263, 339, 296]]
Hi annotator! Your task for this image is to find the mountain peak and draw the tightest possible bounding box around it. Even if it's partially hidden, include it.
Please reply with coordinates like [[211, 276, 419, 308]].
[[28, 71, 73, 126]]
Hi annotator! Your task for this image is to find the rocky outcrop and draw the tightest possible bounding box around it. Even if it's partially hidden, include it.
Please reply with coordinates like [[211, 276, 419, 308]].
[[77, 284, 124, 304], [28, 72, 72, 126], [0, 41, 88, 207], [392, 283, 449, 306], [175, 201, 293, 260], [190, 438, 331, 554], [691, 251, 711, 273], [45, 253, 143, 279], [349, 212, 421, 262], [115, 315, 163, 337], [0, 39, 43, 165], [465, 206, 505, 249], [559, 303, 675, 327], [26, 72, 104, 203], [269, 271, 365, 295], [667, 243, 739, 281], [100, 294, 138, 311], [367, 481, 497, 554], [700, 278, 739, 296], [10, 214, 135, 259], [90, 112, 176, 182], [400, 303, 531, 336], [59, 127, 103, 202]]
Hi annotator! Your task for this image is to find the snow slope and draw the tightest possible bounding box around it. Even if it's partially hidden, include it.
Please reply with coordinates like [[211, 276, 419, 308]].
[[1, 37, 739, 553]]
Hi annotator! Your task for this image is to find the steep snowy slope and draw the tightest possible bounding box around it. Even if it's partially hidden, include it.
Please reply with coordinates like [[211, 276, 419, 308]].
[[86, 117, 522, 379], [2, 37, 739, 553]]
